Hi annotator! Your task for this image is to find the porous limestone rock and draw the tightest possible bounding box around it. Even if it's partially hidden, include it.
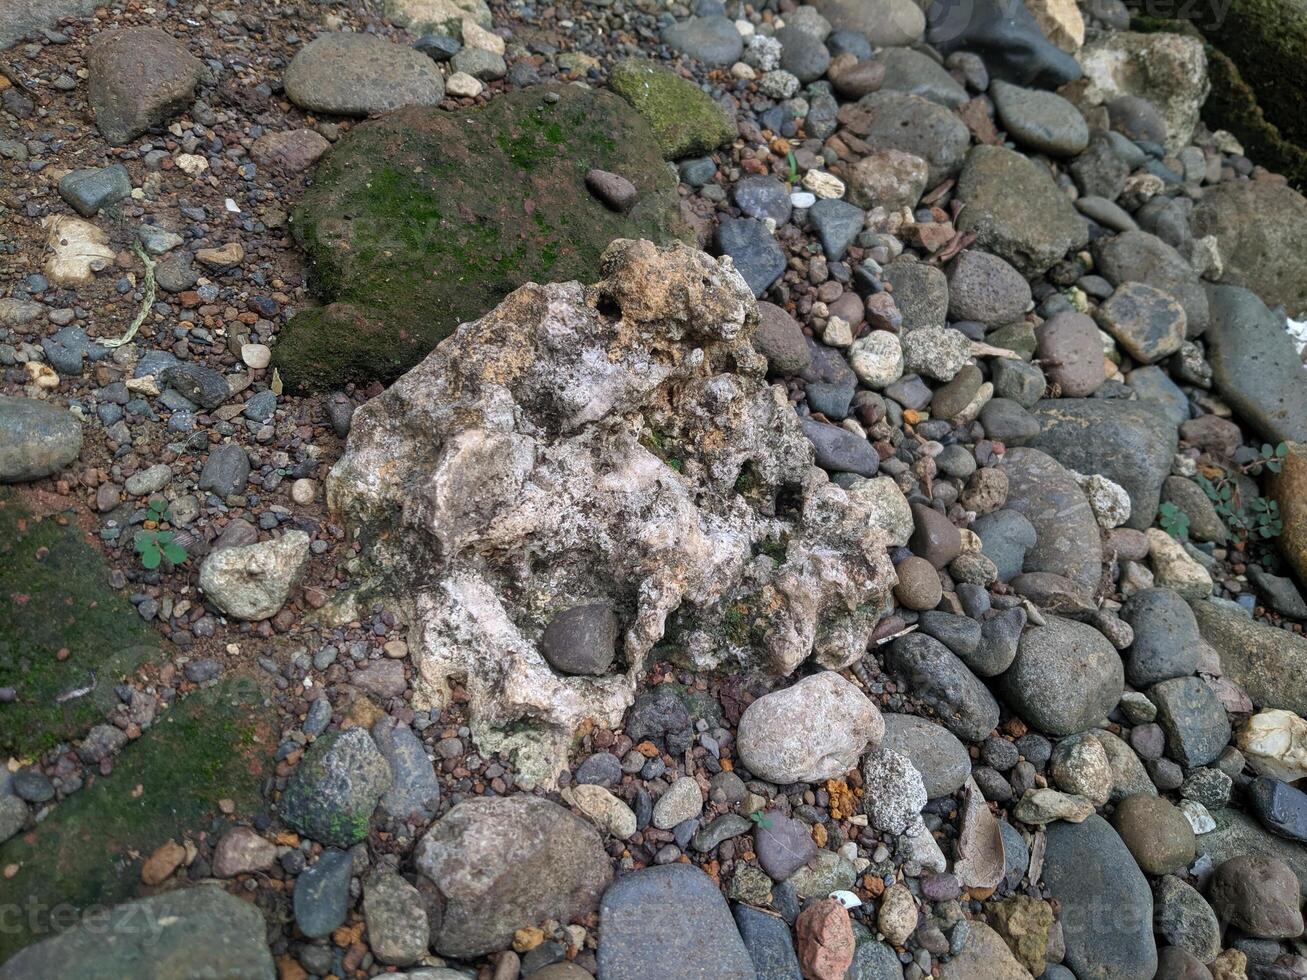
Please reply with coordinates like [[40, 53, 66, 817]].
[[199, 530, 311, 621], [1074, 32, 1209, 153], [327, 240, 896, 785]]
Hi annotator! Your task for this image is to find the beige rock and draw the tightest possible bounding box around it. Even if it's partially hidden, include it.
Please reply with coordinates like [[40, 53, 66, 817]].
[[460, 19, 504, 54], [878, 882, 917, 945], [1012, 788, 1095, 825], [140, 840, 187, 885], [1027, 0, 1084, 52], [564, 784, 636, 839], [1238, 709, 1307, 781], [954, 777, 1005, 889], [802, 169, 845, 199], [212, 826, 278, 878], [445, 71, 483, 98], [174, 153, 208, 177], [198, 530, 311, 621], [240, 343, 272, 370], [41, 215, 115, 286], [940, 921, 1035, 979], [1146, 528, 1213, 599], [196, 242, 245, 268], [384, 0, 491, 36]]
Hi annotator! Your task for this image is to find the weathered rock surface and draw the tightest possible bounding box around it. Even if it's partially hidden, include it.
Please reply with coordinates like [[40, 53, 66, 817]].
[[1029, 398, 1178, 531], [415, 796, 611, 958], [0, 887, 274, 980], [199, 530, 311, 622], [1271, 442, 1307, 588], [1002, 616, 1124, 736], [280, 728, 392, 847], [954, 144, 1089, 276], [326, 241, 894, 785], [275, 86, 685, 390], [1192, 171, 1307, 317], [597, 864, 754, 979], [736, 671, 883, 783], [1193, 599, 1307, 717], [998, 447, 1102, 589], [0, 396, 83, 483], [86, 28, 204, 145], [1075, 31, 1209, 152]]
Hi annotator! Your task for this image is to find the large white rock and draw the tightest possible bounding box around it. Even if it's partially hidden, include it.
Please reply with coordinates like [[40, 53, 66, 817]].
[[384, 0, 491, 36], [199, 530, 310, 621], [1238, 709, 1307, 781], [737, 671, 884, 784], [327, 241, 895, 786]]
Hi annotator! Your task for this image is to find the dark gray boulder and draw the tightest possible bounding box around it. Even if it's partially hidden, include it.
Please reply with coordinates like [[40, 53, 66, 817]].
[[1029, 398, 1178, 531], [1042, 815, 1157, 980]]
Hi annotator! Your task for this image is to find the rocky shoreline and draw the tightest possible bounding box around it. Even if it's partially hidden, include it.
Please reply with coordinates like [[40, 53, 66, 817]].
[[2, 0, 1307, 976]]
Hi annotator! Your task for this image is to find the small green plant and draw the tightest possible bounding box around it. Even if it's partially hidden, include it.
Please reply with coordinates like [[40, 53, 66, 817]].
[[747, 810, 773, 830], [786, 150, 798, 185], [1249, 496, 1284, 539], [135, 499, 187, 570], [1158, 502, 1190, 540], [1243, 442, 1289, 476]]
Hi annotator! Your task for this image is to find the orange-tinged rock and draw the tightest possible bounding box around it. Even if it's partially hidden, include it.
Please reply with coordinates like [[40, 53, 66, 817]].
[[796, 897, 856, 980], [141, 839, 187, 885]]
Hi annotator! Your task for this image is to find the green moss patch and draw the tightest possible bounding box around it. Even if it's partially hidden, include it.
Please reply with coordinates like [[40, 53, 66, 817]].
[[0, 491, 163, 758], [0, 676, 272, 962], [273, 83, 686, 390], [608, 59, 737, 160]]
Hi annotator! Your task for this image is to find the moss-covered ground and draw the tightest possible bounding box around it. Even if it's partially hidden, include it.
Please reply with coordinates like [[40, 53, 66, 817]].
[[0, 676, 272, 962], [0, 490, 163, 758]]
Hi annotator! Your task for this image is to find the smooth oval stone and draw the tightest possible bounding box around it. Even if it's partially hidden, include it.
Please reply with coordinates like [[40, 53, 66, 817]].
[[881, 713, 971, 798], [1003, 616, 1124, 736], [990, 79, 1089, 156], [1042, 815, 1158, 980]]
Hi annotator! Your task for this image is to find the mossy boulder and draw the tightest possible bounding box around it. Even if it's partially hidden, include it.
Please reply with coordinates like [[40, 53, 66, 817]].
[[608, 59, 737, 160], [1133, 11, 1307, 188], [273, 83, 685, 390], [0, 490, 163, 757], [0, 677, 272, 962]]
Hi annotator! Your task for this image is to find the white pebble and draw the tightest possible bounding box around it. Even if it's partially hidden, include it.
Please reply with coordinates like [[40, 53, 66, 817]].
[[291, 478, 317, 505], [802, 169, 845, 199], [446, 71, 484, 98], [789, 190, 816, 209], [241, 343, 272, 370]]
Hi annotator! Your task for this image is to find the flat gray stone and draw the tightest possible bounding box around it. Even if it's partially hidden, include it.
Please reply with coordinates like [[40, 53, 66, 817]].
[[997, 447, 1102, 589], [0, 887, 275, 980], [1192, 599, 1307, 717], [1029, 398, 1178, 531], [284, 33, 444, 117], [597, 864, 754, 980]]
